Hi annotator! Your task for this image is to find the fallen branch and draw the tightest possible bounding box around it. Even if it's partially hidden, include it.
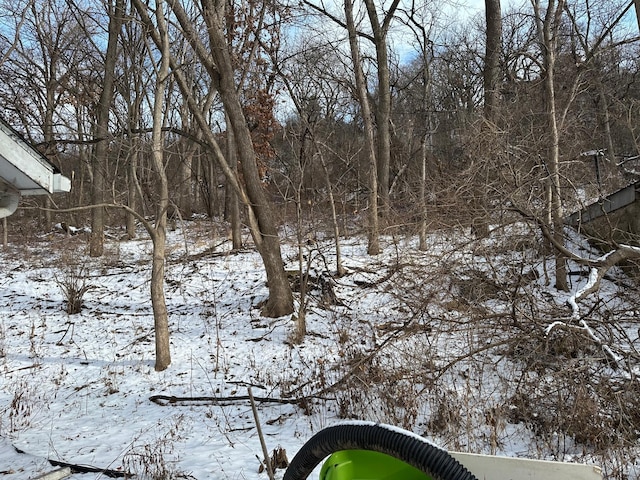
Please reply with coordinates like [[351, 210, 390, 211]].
[[249, 387, 275, 480], [568, 245, 640, 317], [542, 246, 640, 369], [149, 394, 300, 406], [12, 446, 129, 478], [545, 318, 623, 370]]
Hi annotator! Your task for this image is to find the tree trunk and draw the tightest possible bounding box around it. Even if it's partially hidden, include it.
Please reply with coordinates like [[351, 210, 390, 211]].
[[419, 45, 434, 251], [345, 0, 380, 255], [178, 104, 195, 218], [90, 0, 123, 256], [202, 1, 293, 316], [75, 106, 89, 215], [293, 152, 307, 344], [193, 154, 201, 211], [418, 127, 430, 251], [126, 138, 141, 239], [134, 0, 294, 317], [318, 150, 346, 276], [178, 147, 194, 218], [535, 0, 568, 291], [597, 82, 615, 181], [208, 156, 218, 217], [150, 0, 171, 372], [41, 25, 56, 231], [226, 112, 242, 249], [484, 0, 502, 122], [363, 0, 397, 216], [151, 218, 170, 371]]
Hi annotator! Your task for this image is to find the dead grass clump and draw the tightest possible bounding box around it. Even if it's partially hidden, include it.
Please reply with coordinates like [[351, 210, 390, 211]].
[[507, 333, 640, 457], [426, 389, 462, 435], [6, 378, 43, 433], [259, 446, 289, 473], [55, 263, 95, 314], [454, 270, 502, 304], [123, 442, 175, 480], [123, 416, 188, 480], [332, 342, 424, 430]]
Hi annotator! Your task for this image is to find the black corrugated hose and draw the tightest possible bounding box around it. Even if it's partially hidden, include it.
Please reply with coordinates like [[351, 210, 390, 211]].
[[283, 422, 479, 480]]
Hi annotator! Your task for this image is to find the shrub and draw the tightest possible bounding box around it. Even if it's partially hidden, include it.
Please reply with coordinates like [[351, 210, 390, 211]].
[[55, 264, 95, 314]]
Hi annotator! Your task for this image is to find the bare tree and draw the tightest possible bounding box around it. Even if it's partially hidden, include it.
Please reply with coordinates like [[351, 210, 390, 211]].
[[344, 0, 380, 255], [89, 0, 124, 256], [363, 0, 399, 215], [199, 0, 293, 316], [396, 5, 439, 251], [0, 0, 35, 69], [270, 50, 351, 341], [132, 0, 294, 317], [529, 0, 638, 290], [532, 0, 568, 291], [0, 0, 93, 227], [303, 0, 400, 245], [118, 6, 146, 239], [272, 35, 351, 272], [484, 0, 502, 122], [148, 0, 171, 371]]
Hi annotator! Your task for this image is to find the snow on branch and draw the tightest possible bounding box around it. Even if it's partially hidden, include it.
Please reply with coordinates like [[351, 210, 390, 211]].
[[513, 206, 640, 367], [544, 319, 622, 365], [545, 245, 640, 367], [568, 245, 640, 318]]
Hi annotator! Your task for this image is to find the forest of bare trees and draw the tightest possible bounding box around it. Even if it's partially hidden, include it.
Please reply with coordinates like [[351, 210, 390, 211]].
[[4, 3, 640, 477], [0, 0, 639, 372]]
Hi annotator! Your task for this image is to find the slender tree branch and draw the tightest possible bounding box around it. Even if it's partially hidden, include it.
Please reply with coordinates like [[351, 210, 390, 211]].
[[302, 0, 375, 43]]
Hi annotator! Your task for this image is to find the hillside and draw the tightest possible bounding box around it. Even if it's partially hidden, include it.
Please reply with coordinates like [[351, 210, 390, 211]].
[[1, 219, 639, 479]]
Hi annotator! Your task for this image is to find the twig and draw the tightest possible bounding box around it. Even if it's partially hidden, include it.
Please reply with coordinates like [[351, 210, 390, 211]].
[[248, 387, 275, 480]]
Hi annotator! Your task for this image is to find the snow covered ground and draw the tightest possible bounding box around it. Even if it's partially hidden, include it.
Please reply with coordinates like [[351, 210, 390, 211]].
[[0, 220, 638, 479]]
